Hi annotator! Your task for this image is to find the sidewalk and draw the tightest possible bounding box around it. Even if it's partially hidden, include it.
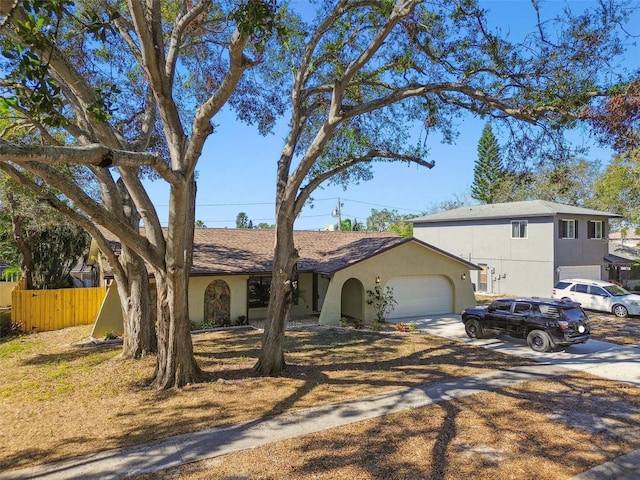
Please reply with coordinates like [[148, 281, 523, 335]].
[[0, 364, 572, 480]]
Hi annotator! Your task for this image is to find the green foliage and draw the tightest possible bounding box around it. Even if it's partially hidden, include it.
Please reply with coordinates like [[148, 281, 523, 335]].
[[339, 218, 364, 231], [230, 0, 289, 52], [494, 157, 601, 207], [256, 222, 275, 229], [0, 181, 89, 290], [104, 331, 118, 340], [366, 285, 397, 323], [236, 212, 252, 229], [29, 224, 89, 289], [592, 150, 640, 227], [471, 124, 505, 204], [1, 267, 20, 281], [365, 209, 416, 236], [200, 318, 217, 330], [389, 220, 413, 238]]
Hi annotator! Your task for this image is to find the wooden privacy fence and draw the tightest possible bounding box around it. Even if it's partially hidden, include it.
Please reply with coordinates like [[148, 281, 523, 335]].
[[12, 281, 107, 333]]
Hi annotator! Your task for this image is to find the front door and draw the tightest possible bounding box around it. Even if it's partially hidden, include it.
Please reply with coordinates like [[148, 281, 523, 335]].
[[478, 264, 488, 292]]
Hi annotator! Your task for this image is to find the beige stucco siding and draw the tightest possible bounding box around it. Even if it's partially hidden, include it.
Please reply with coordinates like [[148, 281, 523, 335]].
[[319, 241, 476, 326], [188, 275, 248, 325], [90, 282, 124, 338]]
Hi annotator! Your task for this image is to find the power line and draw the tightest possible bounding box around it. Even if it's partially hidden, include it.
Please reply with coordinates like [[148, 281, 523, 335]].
[[154, 196, 423, 213]]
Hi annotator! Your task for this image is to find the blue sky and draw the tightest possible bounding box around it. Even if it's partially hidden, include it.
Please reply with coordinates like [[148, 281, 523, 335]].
[[143, 1, 639, 231]]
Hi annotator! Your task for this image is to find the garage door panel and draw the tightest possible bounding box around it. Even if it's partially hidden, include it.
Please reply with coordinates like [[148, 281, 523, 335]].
[[558, 266, 601, 281], [386, 275, 452, 319]]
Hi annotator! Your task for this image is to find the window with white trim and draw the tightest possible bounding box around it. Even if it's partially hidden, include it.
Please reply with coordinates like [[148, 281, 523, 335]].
[[588, 220, 603, 239], [511, 220, 527, 239], [559, 219, 576, 239]]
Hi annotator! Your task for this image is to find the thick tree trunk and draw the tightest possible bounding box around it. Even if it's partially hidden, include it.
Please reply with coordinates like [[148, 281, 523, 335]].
[[254, 221, 298, 376], [151, 177, 202, 389], [116, 179, 156, 358], [151, 267, 203, 389], [117, 254, 156, 358]]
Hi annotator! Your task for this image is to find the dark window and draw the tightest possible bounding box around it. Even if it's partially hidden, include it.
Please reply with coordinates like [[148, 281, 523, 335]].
[[514, 302, 532, 314], [511, 220, 527, 239], [539, 305, 561, 318], [589, 286, 608, 297], [248, 276, 272, 308], [561, 306, 588, 321], [554, 281, 571, 290], [588, 220, 603, 239], [559, 219, 577, 239], [491, 300, 512, 312], [571, 283, 588, 294]]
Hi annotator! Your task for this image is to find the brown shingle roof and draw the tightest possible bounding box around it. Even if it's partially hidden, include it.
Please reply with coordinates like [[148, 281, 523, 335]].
[[97, 228, 477, 277], [190, 229, 409, 275]]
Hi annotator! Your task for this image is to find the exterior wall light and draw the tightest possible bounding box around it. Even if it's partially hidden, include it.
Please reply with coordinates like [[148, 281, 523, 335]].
[[375, 275, 381, 284], [461, 273, 467, 280]]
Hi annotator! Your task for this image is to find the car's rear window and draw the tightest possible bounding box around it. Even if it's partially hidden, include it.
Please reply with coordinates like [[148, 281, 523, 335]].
[[539, 305, 562, 318], [554, 281, 572, 290], [560, 306, 588, 321]]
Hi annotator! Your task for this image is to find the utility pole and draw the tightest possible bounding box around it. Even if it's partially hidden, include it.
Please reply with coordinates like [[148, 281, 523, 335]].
[[331, 197, 343, 231]]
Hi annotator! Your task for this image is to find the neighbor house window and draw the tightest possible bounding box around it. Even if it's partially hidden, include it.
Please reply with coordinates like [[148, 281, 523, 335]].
[[559, 219, 576, 239], [248, 276, 272, 308], [511, 220, 527, 239], [588, 220, 603, 239]]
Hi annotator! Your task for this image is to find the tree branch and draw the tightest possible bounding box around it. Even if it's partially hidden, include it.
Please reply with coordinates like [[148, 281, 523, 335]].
[[186, 27, 252, 178], [11, 160, 165, 269], [0, 162, 128, 281], [294, 150, 434, 217], [0, 141, 179, 183]]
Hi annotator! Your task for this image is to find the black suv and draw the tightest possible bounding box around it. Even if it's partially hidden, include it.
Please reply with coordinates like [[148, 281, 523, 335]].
[[461, 298, 591, 352]]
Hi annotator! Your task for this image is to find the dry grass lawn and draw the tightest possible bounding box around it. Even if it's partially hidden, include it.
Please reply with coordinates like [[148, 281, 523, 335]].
[[136, 373, 640, 480], [0, 310, 638, 479]]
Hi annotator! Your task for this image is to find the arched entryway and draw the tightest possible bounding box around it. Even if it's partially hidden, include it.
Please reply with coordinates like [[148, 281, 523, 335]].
[[341, 278, 364, 321], [204, 279, 231, 326]]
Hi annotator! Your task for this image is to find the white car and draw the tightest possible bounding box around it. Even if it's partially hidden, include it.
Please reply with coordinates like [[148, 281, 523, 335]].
[[552, 278, 640, 318]]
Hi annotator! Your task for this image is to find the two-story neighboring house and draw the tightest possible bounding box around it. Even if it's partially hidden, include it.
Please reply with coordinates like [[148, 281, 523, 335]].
[[412, 200, 621, 297]]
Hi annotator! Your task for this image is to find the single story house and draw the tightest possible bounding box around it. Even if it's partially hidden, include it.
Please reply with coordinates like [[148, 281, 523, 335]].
[[412, 200, 621, 298], [92, 228, 478, 336]]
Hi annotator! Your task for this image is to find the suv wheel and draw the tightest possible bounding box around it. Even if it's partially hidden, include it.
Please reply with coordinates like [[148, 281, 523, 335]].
[[526, 329, 552, 352], [612, 304, 629, 318], [464, 318, 485, 339]]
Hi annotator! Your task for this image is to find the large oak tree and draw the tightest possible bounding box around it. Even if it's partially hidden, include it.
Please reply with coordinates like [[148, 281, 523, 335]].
[[254, 0, 635, 375], [0, 0, 286, 388]]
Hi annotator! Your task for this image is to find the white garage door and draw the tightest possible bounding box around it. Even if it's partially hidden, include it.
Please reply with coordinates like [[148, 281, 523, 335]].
[[558, 265, 601, 281], [385, 275, 453, 320]]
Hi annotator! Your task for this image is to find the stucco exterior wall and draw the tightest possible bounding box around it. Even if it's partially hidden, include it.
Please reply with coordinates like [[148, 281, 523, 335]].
[[318, 241, 476, 326], [553, 216, 610, 268], [188, 275, 248, 325], [92, 272, 319, 335], [90, 282, 124, 338], [0, 282, 16, 307], [415, 215, 611, 298], [414, 218, 556, 297]]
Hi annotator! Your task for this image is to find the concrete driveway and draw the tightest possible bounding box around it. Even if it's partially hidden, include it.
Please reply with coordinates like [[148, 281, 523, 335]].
[[397, 314, 640, 387]]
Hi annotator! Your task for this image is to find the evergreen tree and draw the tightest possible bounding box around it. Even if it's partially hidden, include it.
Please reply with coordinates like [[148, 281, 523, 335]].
[[236, 212, 250, 229], [471, 124, 505, 204]]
